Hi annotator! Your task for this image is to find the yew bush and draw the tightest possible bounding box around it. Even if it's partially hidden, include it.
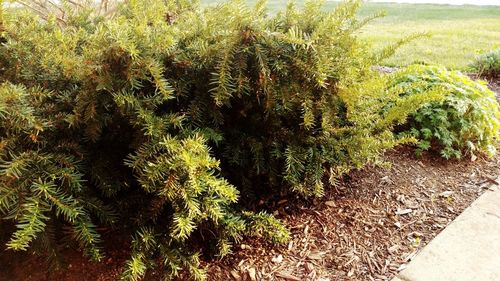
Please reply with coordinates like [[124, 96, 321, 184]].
[[0, 0, 432, 279]]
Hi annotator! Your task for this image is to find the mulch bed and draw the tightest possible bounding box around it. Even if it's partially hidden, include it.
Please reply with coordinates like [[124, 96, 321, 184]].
[[205, 147, 500, 281], [1, 146, 498, 281]]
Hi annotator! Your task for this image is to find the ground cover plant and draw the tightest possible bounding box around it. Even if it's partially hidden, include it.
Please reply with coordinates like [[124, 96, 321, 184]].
[[0, 0, 439, 280], [470, 49, 500, 78], [203, 0, 500, 69], [390, 65, 500, 159]]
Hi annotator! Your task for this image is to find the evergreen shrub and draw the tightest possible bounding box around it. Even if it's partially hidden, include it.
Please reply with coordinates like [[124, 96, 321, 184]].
[[0, 0, 433, 279], [390, 65, 500, 159]]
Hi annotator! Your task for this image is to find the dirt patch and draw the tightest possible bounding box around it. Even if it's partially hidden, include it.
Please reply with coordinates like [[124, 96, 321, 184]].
[[484, 77, 500, 101], [1, 146, 498, 281], [0, 232, 130, 281]]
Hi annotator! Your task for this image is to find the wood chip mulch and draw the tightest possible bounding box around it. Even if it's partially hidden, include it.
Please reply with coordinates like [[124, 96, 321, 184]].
[[0, 147, 498, 281], [205, 147, 500, 281]]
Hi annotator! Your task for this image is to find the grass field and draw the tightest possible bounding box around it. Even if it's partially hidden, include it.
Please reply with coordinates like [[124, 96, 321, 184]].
[[201, 1, 500, 70]]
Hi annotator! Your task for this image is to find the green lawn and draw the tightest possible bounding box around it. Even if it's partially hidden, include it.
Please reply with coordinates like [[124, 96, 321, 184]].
[[201, 1, 500, 70]]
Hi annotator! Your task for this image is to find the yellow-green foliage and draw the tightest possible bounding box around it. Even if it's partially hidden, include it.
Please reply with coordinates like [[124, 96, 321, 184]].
[[391, 65, 500, 159], [0, 0, 434, 279]]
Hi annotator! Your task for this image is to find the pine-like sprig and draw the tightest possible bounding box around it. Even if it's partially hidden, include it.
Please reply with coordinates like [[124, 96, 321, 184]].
[[0, 1, 445, 280]]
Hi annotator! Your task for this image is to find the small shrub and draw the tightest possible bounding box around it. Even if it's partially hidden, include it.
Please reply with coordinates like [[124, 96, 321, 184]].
[[390, 65, 500, 159], [470, 49, 500, 78]]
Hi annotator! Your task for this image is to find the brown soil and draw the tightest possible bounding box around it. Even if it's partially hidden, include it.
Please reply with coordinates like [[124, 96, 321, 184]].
[[485, 77, 500, 102], [0, 233, 130, 281], [1, 147, 499, 281]]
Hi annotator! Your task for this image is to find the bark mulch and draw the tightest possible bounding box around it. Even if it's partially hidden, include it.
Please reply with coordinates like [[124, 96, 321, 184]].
[[0, 147, 498, 281], [205, 147, 500, 281]]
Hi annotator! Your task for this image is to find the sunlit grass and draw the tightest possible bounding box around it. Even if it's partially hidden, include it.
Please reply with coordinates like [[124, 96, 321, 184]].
[[357, 3, 500, 69], [202, 1, 500, 70], [360, 18, 500, 69]]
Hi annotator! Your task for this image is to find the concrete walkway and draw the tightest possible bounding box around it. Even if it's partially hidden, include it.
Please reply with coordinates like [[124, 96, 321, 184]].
[[392, 177, 500, 281]]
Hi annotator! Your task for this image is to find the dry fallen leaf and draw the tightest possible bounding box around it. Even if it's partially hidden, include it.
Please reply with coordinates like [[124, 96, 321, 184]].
[[275, 271, 301, 281], [247, 267, 256, 281], [278, 199, 288, 205], [388, 245, 399, 254], [241, 244, 252, 250], [405, 200, 419, 209], [272, 254, 283, 264], [381, 176, 392, 183], [230, 270, 241, 280], [325, 201, 336, 207], [347, 267, 355, 277], [307, 251, 325, 260], [395, 208, 412, 215], [435, 217, 448, 224], [439, 191, 454, 198], [305, 262, 314, 272], [409, 231, 423, 238]]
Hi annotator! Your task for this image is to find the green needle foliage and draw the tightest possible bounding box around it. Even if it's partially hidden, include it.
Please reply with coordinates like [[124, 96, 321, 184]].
[[0, 0, 436, 279], [0, 83, 106, 261], [390, 65, 500, 159]]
